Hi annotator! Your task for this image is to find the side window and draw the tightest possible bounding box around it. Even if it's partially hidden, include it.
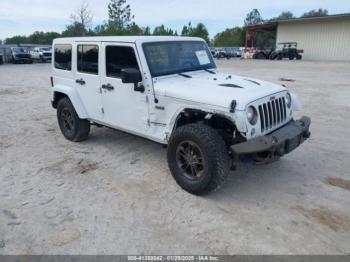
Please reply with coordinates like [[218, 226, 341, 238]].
[[77, 45, 99, 75], [54, 44, 72, 71], [106, 46, 139, 78]]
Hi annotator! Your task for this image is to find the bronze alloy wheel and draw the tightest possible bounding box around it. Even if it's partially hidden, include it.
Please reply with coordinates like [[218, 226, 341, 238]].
[[176, 141, 205, 180], [61, 108, 75, 135]]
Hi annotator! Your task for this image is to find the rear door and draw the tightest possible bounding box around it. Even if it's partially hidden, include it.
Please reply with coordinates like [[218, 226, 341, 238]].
[[100, 42, 149, 134], [75, 42, 103, 121]]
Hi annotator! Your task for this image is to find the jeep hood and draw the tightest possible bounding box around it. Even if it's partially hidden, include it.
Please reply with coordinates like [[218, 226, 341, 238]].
[[153, 71, 287, 111]]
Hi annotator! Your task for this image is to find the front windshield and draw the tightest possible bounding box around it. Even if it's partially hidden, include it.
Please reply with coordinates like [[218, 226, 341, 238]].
[[40, 47, 51, 51], [13, 48, 26, 53], [143, 41, 216, 77]]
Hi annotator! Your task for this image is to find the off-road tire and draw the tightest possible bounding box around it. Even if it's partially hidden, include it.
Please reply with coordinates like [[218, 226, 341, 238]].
[[255, 53, 266, 60], [57, 97, 90, 142], [167, 123, 230, 195]]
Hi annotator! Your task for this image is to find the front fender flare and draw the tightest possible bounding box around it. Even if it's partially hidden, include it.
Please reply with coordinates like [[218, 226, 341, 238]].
[[165, 107, 237, 140]]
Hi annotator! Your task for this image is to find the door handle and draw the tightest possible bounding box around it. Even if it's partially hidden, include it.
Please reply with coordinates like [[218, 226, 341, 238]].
[[102, 83, 114, 91], [76, 78, 86, 85]]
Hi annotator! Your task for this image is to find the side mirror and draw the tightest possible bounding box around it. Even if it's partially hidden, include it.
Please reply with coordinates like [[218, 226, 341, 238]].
[[121, 68, 142, 84], [121, 68, 145, 93]]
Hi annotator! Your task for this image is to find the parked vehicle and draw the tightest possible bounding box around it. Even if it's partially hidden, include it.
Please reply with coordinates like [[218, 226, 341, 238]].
[[253, 48, 273, 60], [210, 47, 216, 56], [225, 47, 242, 58], [241, 48, 257, 59], [31, 47, 52, 62], [10, 47, 33, 64], [51, 36, 311, 195], [212, 48, 230, 59], [270, 42, 303, 60]]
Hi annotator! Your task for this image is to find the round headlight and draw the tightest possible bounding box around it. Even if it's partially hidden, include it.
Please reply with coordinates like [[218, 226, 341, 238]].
[[247, 106, 258, 125], [286, 93, 292, 108]]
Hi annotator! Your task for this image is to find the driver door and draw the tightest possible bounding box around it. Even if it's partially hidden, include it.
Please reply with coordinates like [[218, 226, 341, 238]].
[[100, 42, 149, 134]]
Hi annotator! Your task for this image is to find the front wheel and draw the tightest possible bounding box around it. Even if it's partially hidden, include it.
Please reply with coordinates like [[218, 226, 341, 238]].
[[167, 124, 230, 195], [57, 97, 90, 142]]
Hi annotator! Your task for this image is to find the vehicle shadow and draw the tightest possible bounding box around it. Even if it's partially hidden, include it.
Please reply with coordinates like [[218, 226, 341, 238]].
[[82, 125, 308, 202]]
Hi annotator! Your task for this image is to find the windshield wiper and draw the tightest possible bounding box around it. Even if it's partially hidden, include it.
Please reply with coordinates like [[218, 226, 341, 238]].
[[178, 73, 192, 78], [204, 69, 216, 75]]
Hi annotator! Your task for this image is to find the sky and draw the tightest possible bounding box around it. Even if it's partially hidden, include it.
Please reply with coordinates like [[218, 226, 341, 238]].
[[1, 0, 350, 40]]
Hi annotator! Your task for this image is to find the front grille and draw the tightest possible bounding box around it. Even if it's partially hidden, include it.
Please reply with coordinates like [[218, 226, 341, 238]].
[[43, 52, 52, 57], [258, 97, 287, 133]]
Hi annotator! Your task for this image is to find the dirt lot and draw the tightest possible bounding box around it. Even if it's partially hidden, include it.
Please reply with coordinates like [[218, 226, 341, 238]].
[[1, 60, 350, 255]]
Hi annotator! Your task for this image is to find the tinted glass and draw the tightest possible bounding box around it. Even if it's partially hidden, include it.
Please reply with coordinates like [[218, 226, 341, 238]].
[[106, 46, 139, 78], [77, 45, 99, 74], [54, 44, 72, 71], [143, 41, 215, 77]]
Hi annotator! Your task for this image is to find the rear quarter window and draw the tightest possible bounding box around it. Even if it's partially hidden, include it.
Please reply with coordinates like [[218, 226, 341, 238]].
[[77, 45, 99, 75], [54, 44, 72, 71]]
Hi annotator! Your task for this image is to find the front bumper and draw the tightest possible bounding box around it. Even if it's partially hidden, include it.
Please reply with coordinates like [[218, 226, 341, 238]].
[[231, 116, 311, 157], [14, 58, 32, 63]]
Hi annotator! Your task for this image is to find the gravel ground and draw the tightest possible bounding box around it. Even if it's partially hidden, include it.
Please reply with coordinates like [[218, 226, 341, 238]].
[[0, 60, 350, 255]]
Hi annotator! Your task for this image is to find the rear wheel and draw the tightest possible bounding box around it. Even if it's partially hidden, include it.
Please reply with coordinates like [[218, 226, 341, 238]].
[[57, 97, 90, 142], [167, 124, 230, 195], [255, 53, 266, 60], [289, 53, 296, 60]]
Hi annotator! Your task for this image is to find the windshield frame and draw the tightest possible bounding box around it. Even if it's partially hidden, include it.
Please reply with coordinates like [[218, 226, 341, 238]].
[[142, 41, 216, 78]]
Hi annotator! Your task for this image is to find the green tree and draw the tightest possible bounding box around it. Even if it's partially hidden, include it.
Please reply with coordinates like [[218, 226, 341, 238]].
[[181, 22, 193, 36], [62, 22, 87, 37], [68, 2, 93, 36], [108, 0, 134, 30], [270, 11, 295, 21], [143, 26, 151, 35], [123, 23, 150, 36], [62, 2, 93, 37], [244, 9, 264, 26], [5, 35, 29, 44], [5, 32, 60, 45], [213, 27, 245, 47], [153, 25, 177, 36], [181, 22, 209, 43], [301, 8, 328, 18], [190, 23, 210, 43], [28, 31, 61, 44]]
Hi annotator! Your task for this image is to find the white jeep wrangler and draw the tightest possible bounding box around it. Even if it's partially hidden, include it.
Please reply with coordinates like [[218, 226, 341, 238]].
[[51, 36, 311, 195]]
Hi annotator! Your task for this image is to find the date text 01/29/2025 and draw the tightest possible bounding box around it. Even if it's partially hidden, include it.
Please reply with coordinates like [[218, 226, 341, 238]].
[[127, 255, 219, 261]]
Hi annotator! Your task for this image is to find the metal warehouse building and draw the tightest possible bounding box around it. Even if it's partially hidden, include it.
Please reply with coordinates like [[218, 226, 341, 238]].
[[276, 14, 350, 61], [246, 14, 350, 61]]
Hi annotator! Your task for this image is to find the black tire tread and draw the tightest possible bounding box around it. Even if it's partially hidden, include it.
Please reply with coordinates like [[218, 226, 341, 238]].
[[57, 97, 90, 142]]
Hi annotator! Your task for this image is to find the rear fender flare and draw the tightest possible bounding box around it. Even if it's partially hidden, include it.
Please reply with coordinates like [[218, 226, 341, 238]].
[[53, 85, 89, 119]]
